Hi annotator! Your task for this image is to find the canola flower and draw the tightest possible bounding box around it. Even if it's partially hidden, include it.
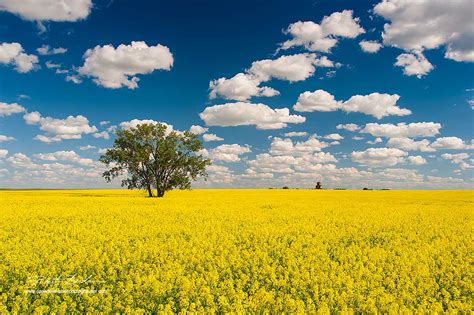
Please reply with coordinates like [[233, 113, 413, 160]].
[[0, 189, 472, 313]]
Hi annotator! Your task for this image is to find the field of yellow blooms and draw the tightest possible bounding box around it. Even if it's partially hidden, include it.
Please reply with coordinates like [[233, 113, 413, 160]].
[[0, 189, 472, 313]]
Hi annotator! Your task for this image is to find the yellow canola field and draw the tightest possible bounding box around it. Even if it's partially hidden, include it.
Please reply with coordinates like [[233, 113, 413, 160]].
[[0, 189, 472, 313]]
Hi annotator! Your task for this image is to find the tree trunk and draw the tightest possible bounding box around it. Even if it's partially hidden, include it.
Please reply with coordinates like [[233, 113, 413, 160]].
[[157, 189, 165, 198], [147, 185, 154, 197]]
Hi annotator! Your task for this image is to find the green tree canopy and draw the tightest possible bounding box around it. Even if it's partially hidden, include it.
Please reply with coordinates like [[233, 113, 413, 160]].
[[100, 123, 211, 197]]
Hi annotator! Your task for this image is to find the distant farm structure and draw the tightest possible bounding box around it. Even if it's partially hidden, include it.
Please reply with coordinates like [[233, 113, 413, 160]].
[[315, 182, 322, 189]]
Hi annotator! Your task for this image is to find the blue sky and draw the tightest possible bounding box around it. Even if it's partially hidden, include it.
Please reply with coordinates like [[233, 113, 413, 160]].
[[0, 0, 473, 189]]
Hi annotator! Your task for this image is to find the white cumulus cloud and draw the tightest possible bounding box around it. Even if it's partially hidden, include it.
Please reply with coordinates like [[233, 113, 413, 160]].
[[280, 10, 364, 52], [92, 131, 110, 140], [351, 147, 408, 167], [342, 93, 411, 119], [189, 125, 208, 135], [367, 137, 383, 145], [0, 42, 38, 73], [387, 137, 435, 152], [407, 155, 427, 165], [0, 102, 26, 116], [119, 119, 170, 130], [395, 51, 434, 78], [374, 0, 474, 62], [203, 133, 224, 142], [431, 137, 472, 150], [33, 150, 94, 166], [441, 153, 473, 169], [359, 40, 382, 53], [294, 89, 341, 112], [269, 137, 329, 156], [337, 123, 360, 132], [249, 53, 330, 82], [24, 111, 97, 142], [199, 102, 305, 130], [248, 154, 296, 174], [324, 133, 343, 141], [79, 145, 96, 151], [294, 90, 411, 119], [45, 61, 61, 68], [77, 41, 174, 89], [200, 144, 251, 162], [361, 122, 442, 138], [284, 131, 308, 137], [209, 53, 333, 101], [209, 73, 279, 101], [0, 135, 15, 142], [0, 0, 92, 22], [37, 45, 67, 55]]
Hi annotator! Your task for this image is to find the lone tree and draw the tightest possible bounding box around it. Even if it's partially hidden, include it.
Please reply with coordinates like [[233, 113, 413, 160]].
[[100, 123, 211, 197]]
